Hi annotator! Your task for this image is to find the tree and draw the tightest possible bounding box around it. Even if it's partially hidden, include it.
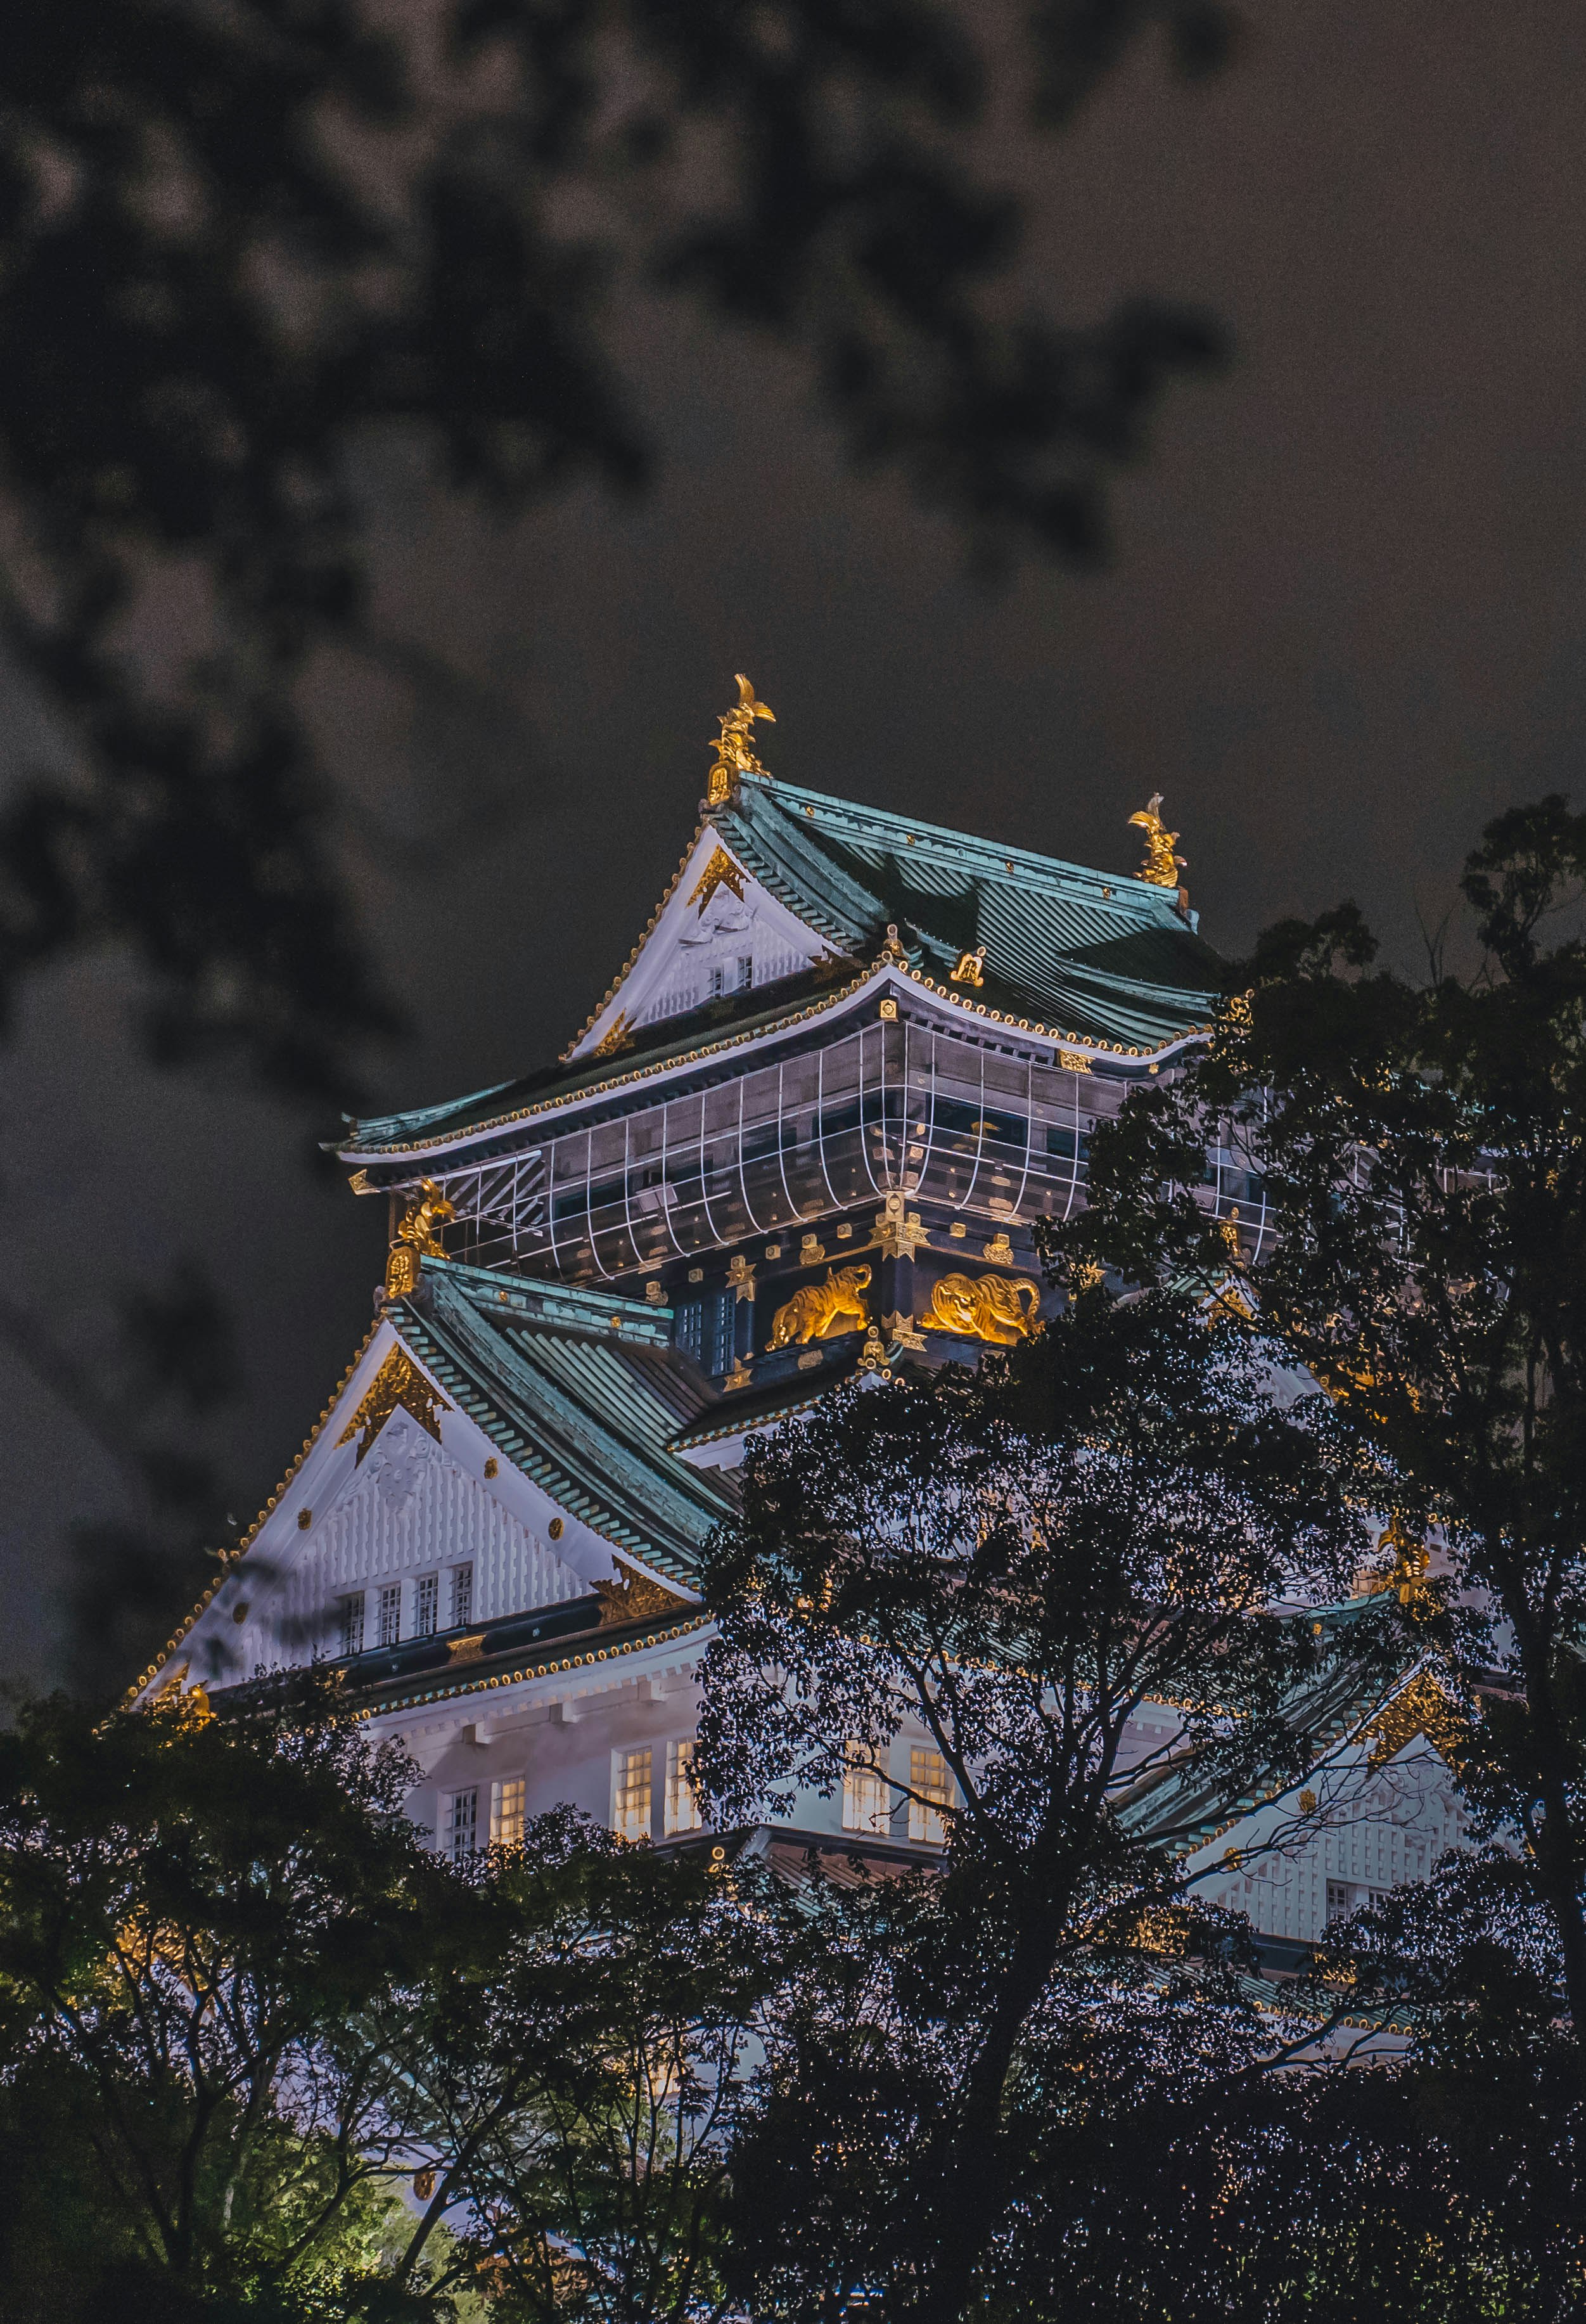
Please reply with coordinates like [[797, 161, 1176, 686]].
[[0, 1681, 454, 2314], [0, 1690, 801, 2321], [1068, 793, 1586, 2041], [0, 0, 1234, 1108], [696, 1290, 1385, 2323], [389, 1812, 798, 2323]]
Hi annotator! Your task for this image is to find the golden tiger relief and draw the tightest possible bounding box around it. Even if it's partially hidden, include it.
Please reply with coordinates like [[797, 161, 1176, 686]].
[[921, 1271, 1040, 1346], [769, 1264, 872, 1349]]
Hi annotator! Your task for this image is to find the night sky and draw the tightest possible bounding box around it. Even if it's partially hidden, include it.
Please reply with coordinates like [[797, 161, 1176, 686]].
[[4, 0, 1584, 1686]]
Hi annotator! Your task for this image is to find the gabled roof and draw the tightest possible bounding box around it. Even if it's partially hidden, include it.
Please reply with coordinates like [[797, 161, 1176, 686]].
[[713, 774, 1219, 1051], [396, 1262, 734, 1584], [338, 774, 1220, 1164], [129, 1264, 733, 1706]]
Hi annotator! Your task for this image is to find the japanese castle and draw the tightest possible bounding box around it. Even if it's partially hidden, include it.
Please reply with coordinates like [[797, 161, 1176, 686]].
[[131, 681, 1468, 1949]]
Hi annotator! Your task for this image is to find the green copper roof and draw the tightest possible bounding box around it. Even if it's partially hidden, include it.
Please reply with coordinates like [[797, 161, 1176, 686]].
[[340, 774, 1220, 1160], [715, 774, 1220, 1051], [392, 1260, 732, 1585]]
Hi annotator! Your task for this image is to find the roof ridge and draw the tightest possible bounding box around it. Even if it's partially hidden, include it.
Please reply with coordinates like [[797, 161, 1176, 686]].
[[734, 773, 1176, 915]]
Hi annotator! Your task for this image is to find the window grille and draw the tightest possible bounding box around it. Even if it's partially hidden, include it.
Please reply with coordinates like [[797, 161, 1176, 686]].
[[614, 1747, 653, 1842], [665, 1740, 703, 1835], [377, 1584, 402, 1648], [445, 1788, 478, 1861], [842, 1741, 890, 1837], [908, 1749, 954, 1846], [491, 1776, 526, 1849], [736, 954, 753, 991], [339, 1593, 366, 1657], [675, 1290, 736, 1375], [708, 964, 726, 999], [414, 1573, 438, 1636], [451, 1565, 473, 1629]]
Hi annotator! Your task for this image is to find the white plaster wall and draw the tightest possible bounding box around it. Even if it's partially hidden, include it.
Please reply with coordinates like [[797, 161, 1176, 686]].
[[238, 1413, 584, 1667]]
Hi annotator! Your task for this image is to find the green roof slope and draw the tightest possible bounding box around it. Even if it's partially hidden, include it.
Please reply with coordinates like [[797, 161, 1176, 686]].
[[341, 775, 1221, 1158], [393, 1261, 732, 1586]]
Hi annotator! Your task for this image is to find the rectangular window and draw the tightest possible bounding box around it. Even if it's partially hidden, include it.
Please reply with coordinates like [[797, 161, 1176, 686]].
[[908, 1749, 954, 1846], [377, 1584, 402, 1648], [339, 1593, 366, 1658], [736, 954, 753, 992], [451, 1565, 473, 1630], [675, 1291, 736, 1376], [842, 1741, 890, 1838], [708, 964, 726, 999], [665, 1739, 703, 1835], [491, 1776, 526, 1849], [445, 1788, 478, 1862], [1326, 1880, 1357, 1922], [614, 1747, 653, 1842], [414, 1573, 438, 1637]]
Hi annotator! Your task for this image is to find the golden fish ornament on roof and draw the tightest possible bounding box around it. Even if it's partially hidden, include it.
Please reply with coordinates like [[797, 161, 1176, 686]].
[[1129, 793, 1186, 888], [706, 674, 774, 807]]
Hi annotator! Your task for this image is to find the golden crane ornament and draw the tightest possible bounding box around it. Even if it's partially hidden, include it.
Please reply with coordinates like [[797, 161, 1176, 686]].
[[1128, 793, 1186, 889], [707, 674, 775, 806]]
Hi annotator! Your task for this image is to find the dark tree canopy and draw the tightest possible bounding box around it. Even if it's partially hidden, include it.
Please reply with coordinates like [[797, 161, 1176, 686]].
[[697, 1292, 1386, 2320], [1067, 791, 1586, 2045], [0, 0, 1233, 1106]]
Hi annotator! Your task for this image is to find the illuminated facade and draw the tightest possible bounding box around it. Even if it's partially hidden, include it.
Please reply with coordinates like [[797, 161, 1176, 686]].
[[132, 686, 1466, 1946]]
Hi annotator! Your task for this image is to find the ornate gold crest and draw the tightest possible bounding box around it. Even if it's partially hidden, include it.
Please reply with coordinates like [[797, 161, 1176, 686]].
[[706, 674, 775, 806], [920, 1271, 1040, 1346], [336, 1347, 452, 1465], [768, 1264, 872, 1348], [1128, 793, 1187, 889]]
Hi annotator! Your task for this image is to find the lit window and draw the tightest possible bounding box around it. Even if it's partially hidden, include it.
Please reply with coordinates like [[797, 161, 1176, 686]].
[[377, 1584, 402, 1648], [451, 1565, 473, 1629], [491, 1776, 526, 1849], [908, 1749, 954, 1846], [665, 1739, 703, 1835], [445, 1788, 478, 1862], [614, 1747, 653, 1842], [339, 1593, 365, 1657], [842, 1741, 890, 1837], [414, 1574, 438, 1636]]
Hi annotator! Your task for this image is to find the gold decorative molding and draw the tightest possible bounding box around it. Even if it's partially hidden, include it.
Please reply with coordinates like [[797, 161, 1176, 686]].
[[336, 1347, 452, 1465], [981, 1231, 1014, 1264], [727, 1252, 757, 1302], [1128, 793, 1186, 889], [591, 1011, 636, 1060], [596, 1558, 690, 1626], [396, 1179, 455, 1257], [447, 1632, 487, 1665], [881, 1308, 926, 1351], [874, 1192, 930, 1260], [1058, 1048, 1092, 1074], [769, 1264, 872, 1349], [950, 946, 986, 987], [687, 844, 748, 913], [1363, 1672, 1465, 1771], [920, 1271, 1040, 1346], [706, 674, 774, 806], [1360, 1515, 1431, 1605]]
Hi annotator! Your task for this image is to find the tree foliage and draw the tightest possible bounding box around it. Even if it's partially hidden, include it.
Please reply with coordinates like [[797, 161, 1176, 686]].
[[1066, 792, 1586, 2042], [697, 1293, 1386, 2320], [0, 0, 1232, 1103]]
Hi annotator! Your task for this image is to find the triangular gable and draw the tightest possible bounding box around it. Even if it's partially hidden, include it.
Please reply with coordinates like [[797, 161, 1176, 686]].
[[566, 825, 838, 1062], [132, 1312, 701, 1700]]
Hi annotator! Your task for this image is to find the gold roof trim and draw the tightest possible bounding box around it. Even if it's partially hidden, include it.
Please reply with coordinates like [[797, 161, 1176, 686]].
[[122, 1316, 385, 1711], [351, 958, 1213, 1163]]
